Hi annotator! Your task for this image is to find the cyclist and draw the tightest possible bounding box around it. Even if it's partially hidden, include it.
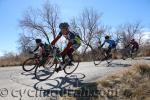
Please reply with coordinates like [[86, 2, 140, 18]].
[[129, 39, 139, 53], [100, 35, 116, 57], [30, 39, 48, 65], [51, 22, 81, 72]]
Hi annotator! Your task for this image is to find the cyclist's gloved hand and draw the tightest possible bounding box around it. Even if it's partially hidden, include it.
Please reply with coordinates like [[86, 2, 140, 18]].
[[98, 45, 102, 49], [49, 44, 53, 50], [70, 39, 75, 44], [29, 51, 33, 54], [50, 44, 55, 49]]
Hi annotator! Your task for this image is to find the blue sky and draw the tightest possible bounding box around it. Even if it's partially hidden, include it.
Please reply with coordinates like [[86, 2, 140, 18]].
[[0, 0, 150, 56]]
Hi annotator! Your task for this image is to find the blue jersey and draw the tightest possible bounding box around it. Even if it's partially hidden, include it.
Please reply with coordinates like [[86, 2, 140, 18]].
[[102, 39, 116, 48]]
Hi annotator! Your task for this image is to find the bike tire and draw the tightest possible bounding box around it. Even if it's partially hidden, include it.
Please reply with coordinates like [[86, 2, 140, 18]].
[[92, 48, 105, 66], [64, 53, 80, 75], [34, 58, 57, 81], [106, 56, 113, 64], [22, 58, 37, 72]]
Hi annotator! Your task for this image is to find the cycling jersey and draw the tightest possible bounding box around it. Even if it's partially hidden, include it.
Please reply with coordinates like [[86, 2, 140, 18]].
[[129, 40, 139, 52], [51, 31, 81, 56], [130, 41, 139, 49], [33, 43, 45, 54], [101, 39, 116, 48], [51, 31, 81, 45]]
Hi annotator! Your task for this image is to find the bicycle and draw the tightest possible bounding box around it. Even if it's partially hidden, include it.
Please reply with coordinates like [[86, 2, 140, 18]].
[[122, 44, 138, 60], [91, 46, 114, 66], [34, 45, 80, 81], [22, 52, 40, 72]]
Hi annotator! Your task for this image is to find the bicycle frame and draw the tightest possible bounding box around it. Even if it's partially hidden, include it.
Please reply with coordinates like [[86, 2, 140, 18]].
[[51, 47, 62, 64]]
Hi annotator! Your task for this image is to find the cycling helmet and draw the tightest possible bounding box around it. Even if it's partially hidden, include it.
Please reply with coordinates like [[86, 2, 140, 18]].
[[35, 39, 41, 43], [105, 35, 110, 39], [131, 39, 135, 41], [59, 22, 69, 29]]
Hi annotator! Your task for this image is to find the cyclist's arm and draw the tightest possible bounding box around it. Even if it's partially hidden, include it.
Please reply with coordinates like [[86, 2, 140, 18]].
[[51, 32, 62, 45], [33, 46, 39, 52], [60, 42, 73, 56], [38, 46, 43, 56], [100, 41, 105, 48]]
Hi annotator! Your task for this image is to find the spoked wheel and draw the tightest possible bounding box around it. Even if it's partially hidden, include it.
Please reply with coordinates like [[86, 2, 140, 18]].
[[22, 58, 37, 72], [92, 48, 105, 66], [121, 49, 129, 60], [131, 50, 138, 59], [106, 55, 113, 65], [106, 48, 115, 65], [35, 57, 57, 81], [64, 53, 80, 75]]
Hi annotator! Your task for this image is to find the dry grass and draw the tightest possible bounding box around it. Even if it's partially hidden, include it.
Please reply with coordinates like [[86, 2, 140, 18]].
[[135, 64, 150, 77], [98, 64, 150, 100], [140, 45, 150, 56], [0, 54, 29, 67], [61, 64, 150, 100]]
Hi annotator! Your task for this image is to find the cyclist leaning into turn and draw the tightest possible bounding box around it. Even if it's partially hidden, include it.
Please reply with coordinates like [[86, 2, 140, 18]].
[[100, 35, 116, 57], [129, 39, 139, 53], [51, 22, 81, 72], [30, 39, 49, 65]]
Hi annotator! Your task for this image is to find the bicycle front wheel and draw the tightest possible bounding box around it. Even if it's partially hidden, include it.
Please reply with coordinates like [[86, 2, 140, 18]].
[[22, 58, 37, 72], [106, 56, 113, 64], [64, 53, 80, 75], [92, 49, 105, 66], [35, 57, 57, 81]]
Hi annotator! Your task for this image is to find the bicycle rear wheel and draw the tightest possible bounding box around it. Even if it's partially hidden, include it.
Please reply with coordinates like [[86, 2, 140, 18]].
[[131, 50, 138, 59], [35, 57, 57, 81], [64, 53, 80, 75], [92, 48, 105, 66], [106, 55, 113, 64], [22, 58, 37, 72]]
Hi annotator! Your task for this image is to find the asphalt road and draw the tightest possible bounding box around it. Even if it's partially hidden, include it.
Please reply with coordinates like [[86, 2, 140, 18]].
[[0, 57, 149, 100]]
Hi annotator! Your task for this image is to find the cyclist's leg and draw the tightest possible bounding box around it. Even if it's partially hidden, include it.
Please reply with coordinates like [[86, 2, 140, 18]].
[[60, 42, 73, 63], [56, 44, 72, 72], [39, 55, 48, 66], [67, 48, 74, 61], [106, 47, 111, 56], [131, 44, 135, 53], [135, 45, 139, 52], [67, 44, 80, 63]]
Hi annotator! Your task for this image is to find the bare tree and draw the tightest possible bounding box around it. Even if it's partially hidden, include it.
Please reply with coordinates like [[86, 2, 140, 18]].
[[17, 33, 34, 53], [40, 2, 59, 39], [19, 1, 59, 44], [70, 8, 107, 53], [116, 22, 143, 47]]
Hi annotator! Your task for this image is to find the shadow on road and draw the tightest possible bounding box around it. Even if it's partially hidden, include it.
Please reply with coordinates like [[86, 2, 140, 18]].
[[34, 73, 86, 91], [21, 71, 35, 76], [107, 63, 131, 67], [33, 73, 100, 99], [144, 57, 150, 60]]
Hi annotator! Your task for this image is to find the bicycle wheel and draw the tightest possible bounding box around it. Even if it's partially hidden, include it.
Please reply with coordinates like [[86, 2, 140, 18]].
[[106, 55, 113, 64], [121, 48, 130, 60], [106, 49, 116, 64], [64, 53, 80, 75], [92, 48, 105, 66], [22, 58, 37, 72], [35, 57, 57, 81], [131, 50, 138, 59]]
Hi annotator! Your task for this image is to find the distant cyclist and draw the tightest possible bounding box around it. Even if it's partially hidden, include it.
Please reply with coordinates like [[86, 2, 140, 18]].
[[129, 39, 139, 53], [100, 35, 116, 57], [51, 22, 81, 72], [30, 39, 48, 65]]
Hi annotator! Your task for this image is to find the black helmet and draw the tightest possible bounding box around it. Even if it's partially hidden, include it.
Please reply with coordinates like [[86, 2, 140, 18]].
[[105, 35, 110, 39], [35, 39, 41, 43], [131, 39, 135, 41], [59, 22, 69, 29]]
